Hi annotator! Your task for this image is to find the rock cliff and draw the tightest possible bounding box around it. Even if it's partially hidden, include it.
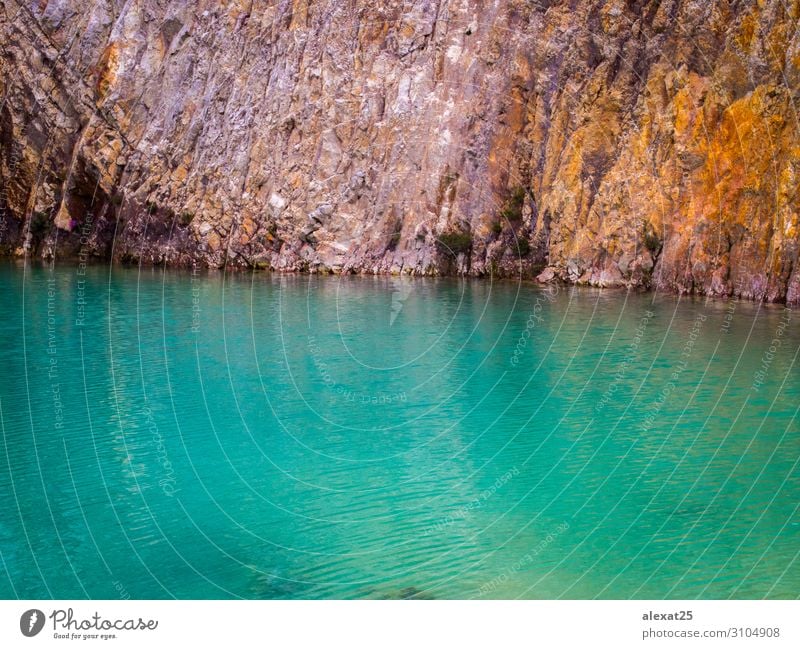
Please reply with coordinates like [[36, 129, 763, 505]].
[[1, 0, 798, 302]]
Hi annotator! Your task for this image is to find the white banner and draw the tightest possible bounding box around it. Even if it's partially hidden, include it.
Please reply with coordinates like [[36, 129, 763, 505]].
[[0, 600, 797, 648]]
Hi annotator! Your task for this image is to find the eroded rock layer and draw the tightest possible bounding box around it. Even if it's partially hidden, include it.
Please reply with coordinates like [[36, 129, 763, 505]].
[[1, 0, 799, 302]]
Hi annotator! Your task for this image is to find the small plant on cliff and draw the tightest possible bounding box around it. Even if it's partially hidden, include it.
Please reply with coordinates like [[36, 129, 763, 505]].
[[436, 230, 473, 256], [490, 220, 503, 236], [642, 223, 662, 253], [179, 210, 194, 226], [29, 211, 50, 236], [498, 186, 525, 223], [514, 237, 531, 257]]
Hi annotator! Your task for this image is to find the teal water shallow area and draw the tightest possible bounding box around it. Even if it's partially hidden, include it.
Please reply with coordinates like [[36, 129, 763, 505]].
[[0, 261, 798, 599]]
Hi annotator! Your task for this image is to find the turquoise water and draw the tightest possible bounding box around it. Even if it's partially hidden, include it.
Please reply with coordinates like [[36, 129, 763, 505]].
[[0, 261, 798, 599]]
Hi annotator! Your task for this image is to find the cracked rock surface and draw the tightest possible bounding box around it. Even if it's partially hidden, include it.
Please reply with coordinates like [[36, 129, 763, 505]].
[[1, 0, 798, 303]]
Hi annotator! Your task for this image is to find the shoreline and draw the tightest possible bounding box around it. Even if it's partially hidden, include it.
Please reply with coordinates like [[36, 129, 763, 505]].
[[4, 256, 796, 309]]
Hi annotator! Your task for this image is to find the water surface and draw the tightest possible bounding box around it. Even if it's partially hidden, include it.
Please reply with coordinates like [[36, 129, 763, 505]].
[[0, 262, 798, 598]]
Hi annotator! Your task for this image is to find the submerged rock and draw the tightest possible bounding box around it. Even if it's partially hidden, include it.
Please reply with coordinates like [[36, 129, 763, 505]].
[[380, 586, 436, 600]]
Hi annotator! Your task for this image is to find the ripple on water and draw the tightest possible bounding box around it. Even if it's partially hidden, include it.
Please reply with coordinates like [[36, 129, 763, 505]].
[[1, 265, 798, 598]]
